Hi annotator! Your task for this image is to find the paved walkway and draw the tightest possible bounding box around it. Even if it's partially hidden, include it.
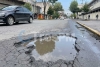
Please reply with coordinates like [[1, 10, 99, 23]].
[[77, 20, 100, 32]]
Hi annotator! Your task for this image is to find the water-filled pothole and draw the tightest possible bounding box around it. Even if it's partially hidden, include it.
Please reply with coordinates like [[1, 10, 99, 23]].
[[15, 35, 77, 62]]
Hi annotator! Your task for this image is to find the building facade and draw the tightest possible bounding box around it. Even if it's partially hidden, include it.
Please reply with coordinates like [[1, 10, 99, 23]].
[[36, 2, 51, 19], [23, 0, 37, 13], [58, 11, 65, 18], [0, 0, 25, 8], [79, 0, 100, 20], [77, 4, 84, 19], [36, 2, 51, 14], [18, 0, 42, 19]]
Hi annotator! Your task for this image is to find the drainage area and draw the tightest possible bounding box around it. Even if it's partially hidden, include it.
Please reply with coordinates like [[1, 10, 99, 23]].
[[16, 35, 77, 62]]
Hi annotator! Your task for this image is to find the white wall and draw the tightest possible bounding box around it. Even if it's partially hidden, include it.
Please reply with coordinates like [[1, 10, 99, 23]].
[[36, 2, 51, 14], [0, 0, 24, 9], [0, 0, 24, 5], [79, 0, 100, 20], [79, 11, 100, 20], [23, 0, 36, 4], [90, 0, 100, 10]]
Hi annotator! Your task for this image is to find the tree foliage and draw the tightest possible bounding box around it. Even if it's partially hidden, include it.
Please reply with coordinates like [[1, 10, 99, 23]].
[[82, 3, 89, 13], [76, 7, 82, 13], [48, 0, 58, 4], [24, 3, 32, 11], [53, 2, 63, 18], [52, 11, 59, 19], [53, 2, 63, 11], [47, 6, 54, 15], [47, 2, 63, 19], [42, 0, 58, 19], [70, 13, 76, 18], [69, 0, 78, 13], [63, 14, 67, 18]]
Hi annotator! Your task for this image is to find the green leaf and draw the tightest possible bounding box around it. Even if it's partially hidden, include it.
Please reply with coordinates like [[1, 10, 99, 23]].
[[24, 3, 32, 11]]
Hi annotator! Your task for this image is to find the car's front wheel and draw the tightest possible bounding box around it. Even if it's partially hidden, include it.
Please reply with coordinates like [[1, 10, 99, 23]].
[[28, 17, 33, 23], [6, 16, 14, 26]]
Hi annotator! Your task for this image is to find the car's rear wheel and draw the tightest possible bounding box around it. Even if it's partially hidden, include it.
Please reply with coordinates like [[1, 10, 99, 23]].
[[28, 17, 33, 23], [6, 16, 14, 26]]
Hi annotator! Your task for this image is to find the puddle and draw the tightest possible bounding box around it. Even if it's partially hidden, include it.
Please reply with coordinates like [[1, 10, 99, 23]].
[[26, 36, 77, 62], [15, 35, 77, 62]]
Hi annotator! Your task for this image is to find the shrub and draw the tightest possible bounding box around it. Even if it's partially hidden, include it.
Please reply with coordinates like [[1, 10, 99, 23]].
[[24, 3, 32, 11]]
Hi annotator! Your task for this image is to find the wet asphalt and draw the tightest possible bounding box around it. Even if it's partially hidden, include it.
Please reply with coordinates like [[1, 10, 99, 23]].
[[0, 19, 100, 67]]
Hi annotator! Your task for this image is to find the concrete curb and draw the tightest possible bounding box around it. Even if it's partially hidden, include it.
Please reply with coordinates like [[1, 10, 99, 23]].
[[77, 22, 100, 36]]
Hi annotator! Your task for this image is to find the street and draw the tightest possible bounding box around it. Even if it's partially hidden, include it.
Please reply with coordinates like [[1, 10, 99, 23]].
[[0, 20, 67, 41], [0, 19, 100, 67]]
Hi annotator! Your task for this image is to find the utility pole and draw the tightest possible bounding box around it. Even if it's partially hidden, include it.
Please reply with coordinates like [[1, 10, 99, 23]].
[[34, 0, 37, 13], [30, 0, 34, 12], [42, 0, 47, 19], [30, 0, 37, 19]]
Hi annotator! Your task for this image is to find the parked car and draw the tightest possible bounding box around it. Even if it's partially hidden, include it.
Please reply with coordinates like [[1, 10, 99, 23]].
[[0, 6, 34, 26]]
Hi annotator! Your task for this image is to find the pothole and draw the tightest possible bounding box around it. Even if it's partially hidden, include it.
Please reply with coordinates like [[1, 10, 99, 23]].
[[14, 34, 78, 66]]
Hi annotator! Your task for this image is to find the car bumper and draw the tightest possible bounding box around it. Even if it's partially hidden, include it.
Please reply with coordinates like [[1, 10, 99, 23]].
[[0, 17, 6, 22]]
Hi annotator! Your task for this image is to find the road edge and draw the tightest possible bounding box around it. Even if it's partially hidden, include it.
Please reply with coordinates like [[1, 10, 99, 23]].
[[77, 22, 100, 36]]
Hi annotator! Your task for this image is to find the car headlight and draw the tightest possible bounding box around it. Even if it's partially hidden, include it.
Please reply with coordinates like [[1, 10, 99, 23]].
[[0, 13, 6, 17]]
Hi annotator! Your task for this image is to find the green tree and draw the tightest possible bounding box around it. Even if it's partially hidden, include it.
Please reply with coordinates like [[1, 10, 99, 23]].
[[75, 7, 82, 19], [69, 0, 78, 13], [47, 2, 63, 19], [52, 2, 63, 19], [82, 3, 89, 13], [47, 6, 54, 15], [69, 0, 81, 18], [64, 14, 67, 18], [70, 13, 76, 19], [52, 11, 59, 19], [42, 0, 58, 19], [48, 0, 58, 5], [52, 2, 63, 18], [24, 3, 32, 11], [53, 2, 63, 11], [81, 3, 89, 20]]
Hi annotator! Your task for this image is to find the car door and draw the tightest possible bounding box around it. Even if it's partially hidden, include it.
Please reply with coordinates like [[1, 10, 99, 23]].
[[23, 7, 31, 20], [14, 7, 24, 21]]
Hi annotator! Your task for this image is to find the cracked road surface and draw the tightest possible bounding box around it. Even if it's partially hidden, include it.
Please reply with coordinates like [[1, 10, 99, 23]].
[[0, 19, 100, 67]]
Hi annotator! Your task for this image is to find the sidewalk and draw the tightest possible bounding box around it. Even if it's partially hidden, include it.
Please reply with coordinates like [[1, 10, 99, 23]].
[[77, 20, 100, 32]]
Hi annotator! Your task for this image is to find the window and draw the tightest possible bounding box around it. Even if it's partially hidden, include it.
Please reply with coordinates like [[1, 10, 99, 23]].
[[16, 7, 24, 12], [1, 6, 16, 11], [23, 7, 30, 12]]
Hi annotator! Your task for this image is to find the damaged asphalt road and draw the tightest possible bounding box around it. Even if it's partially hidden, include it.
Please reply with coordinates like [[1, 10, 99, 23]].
[[0, 19, 100, 67]]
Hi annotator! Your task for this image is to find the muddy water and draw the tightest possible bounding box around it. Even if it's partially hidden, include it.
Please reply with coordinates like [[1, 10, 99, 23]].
[[24, 35, 77, 62]]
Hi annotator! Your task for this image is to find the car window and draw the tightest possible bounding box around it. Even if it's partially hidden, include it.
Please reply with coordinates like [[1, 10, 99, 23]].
[[1, 6, 16, 11], [23, 7, 30, 12], [16, 7, 24, 12]]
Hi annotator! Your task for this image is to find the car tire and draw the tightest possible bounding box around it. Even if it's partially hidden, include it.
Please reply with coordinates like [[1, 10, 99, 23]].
[[6, 16, 14, 26], [28, 17, 33, 23]]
